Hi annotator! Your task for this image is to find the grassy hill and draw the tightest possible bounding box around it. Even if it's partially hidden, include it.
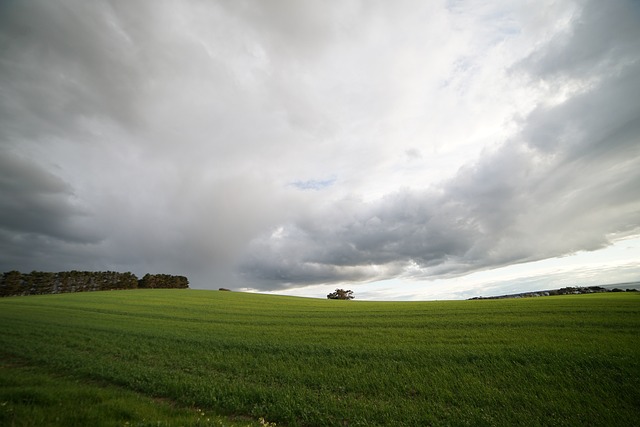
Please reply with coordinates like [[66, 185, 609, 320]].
[[1, 290, 639, 426]]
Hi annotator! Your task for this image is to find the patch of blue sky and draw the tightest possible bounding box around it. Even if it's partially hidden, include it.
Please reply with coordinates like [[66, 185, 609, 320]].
[[291, 176, 336, 191]]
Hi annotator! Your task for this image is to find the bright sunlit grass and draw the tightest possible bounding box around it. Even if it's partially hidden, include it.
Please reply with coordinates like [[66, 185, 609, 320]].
[[1, 290, 639, 426]]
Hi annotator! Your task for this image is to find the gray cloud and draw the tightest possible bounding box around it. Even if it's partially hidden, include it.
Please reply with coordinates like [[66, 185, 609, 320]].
[[518, 1, 639, 80], [0, 1, 148, 139]]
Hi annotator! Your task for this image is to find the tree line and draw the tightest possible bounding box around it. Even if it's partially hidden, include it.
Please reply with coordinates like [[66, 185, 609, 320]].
[[468, 285, 638, 300], [0, 270, 189, 297]]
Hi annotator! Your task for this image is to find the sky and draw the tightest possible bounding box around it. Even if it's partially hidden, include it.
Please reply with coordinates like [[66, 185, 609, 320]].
[[1, 0, 639, 300]]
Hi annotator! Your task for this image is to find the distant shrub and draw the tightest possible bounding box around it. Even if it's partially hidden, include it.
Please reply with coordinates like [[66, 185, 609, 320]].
[[327, 289, 354, 300]]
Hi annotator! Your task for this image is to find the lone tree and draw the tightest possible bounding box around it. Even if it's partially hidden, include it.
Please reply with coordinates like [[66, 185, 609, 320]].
[[327, 289, 354, 300]]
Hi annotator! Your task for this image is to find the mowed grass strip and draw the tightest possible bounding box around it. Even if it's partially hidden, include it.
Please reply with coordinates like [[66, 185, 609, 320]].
[[0, 290, 639, 426]]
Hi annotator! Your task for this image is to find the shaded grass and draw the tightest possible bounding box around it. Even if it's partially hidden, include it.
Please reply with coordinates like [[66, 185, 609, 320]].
[[0, 290, 639, 426], [0, 357, 257, 427]]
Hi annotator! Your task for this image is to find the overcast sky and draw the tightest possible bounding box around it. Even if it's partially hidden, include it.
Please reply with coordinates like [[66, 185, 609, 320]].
[[2, 0, 639, 299]]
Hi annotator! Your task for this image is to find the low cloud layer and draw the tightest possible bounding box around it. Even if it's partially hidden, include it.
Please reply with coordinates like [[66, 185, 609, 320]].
[[1, 1, 639, 294]]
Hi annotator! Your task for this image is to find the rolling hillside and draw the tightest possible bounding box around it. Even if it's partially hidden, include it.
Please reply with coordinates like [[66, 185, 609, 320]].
[[1, 290, 639, 426]]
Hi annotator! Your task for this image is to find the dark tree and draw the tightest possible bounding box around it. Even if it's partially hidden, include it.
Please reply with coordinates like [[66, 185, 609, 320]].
[[0, 271, 24, 297], [327, 289, 354, 300], [138, 273, 189, 289]]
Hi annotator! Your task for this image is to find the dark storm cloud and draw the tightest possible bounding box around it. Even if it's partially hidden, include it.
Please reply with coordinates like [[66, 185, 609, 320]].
[[239, 190, 476, 288], [0, 151, 100, 244], [0, 149, 104, 274], [0, 0, 288, 281]]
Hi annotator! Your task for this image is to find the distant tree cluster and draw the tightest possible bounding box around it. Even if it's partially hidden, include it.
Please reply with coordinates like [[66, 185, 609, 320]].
[[138, 273, 189, 289], [469, 285, 638, 300], [540, 286, 638, 296], [0, 271, 189, 297], [327, 288, 354, 300]]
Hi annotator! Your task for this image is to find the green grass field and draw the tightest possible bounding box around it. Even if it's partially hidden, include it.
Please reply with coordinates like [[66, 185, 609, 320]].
[[1, 290, 638, 426]]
